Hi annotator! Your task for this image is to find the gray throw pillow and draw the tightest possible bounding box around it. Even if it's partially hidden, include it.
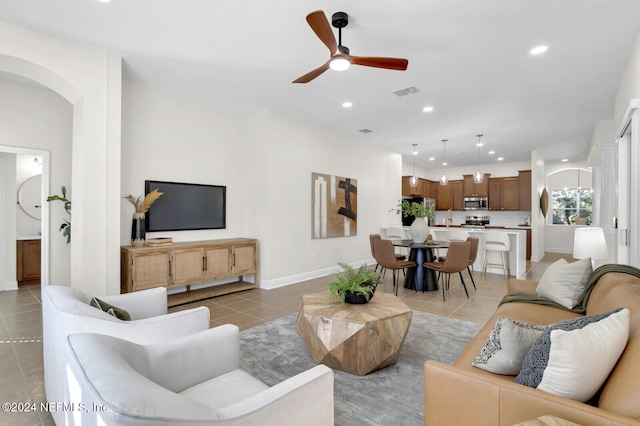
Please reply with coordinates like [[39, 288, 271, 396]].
[[90, 297, 131, 321], [472, 318, 546, 375]]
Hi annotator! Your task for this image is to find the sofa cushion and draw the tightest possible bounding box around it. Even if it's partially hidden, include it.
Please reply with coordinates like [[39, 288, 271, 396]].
[[471, 318, 546, 375], [180, 369, 269, 410], [536, 258, 592, 309], [90, 297, 131, 321], [515, 308, 629, 402]]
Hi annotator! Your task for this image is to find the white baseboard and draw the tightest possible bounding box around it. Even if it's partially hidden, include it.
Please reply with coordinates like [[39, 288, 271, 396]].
[[2, 280, 18, 291], [259, 258, 377, 290]]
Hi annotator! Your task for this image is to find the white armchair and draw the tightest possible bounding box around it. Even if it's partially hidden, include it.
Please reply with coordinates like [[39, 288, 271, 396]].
[[42, 285, 211, 425], [65, 325, 334, 425]]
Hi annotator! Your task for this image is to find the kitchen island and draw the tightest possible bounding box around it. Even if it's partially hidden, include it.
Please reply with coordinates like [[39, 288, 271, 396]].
[[431, 227, 527, 278]]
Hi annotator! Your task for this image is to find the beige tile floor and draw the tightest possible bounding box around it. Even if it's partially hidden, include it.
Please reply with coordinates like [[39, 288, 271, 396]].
[[0, 253, 571, 425]]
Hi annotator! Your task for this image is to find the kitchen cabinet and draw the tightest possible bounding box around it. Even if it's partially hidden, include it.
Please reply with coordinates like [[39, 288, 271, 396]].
[[436, 182, 452, 210], [489, 177, 520, 210], [462, 174, 491, 197], [121, 238, 258, 306], [402, 176, 438, 199], [422, 179, 438, 200], [17, 239, 41, 285], [402, 176, 422, 197], [451, 181, 464, 210], [436, 180, 463, 210], [518, 170, 532, 211]]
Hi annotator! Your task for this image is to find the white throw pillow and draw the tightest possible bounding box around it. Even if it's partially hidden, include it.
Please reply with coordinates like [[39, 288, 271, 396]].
[[472, 318, 546, 375], [536, 258, 592, 309], [515, 308, 629, 402]]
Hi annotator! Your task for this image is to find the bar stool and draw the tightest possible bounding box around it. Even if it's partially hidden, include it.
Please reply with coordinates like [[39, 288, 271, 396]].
[[482, 231, 510, 277]]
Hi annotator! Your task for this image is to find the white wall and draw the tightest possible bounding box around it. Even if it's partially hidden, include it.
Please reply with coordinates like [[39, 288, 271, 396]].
[[615, 33, 640, 125], [0, 78, 72, 286], [121, 81, 402, 289], [0, 21, 122, 296]]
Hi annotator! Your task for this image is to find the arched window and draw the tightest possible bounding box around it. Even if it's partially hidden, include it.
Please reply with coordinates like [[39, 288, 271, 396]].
[[548, 168, 592, 225]]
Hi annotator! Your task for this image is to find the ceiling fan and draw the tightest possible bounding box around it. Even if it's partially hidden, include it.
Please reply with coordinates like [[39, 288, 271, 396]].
[[293, 10, 409, 84]]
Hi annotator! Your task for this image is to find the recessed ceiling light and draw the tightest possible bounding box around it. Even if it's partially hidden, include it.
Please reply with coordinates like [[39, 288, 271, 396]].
[[561, 158, 569, 162], [97, 0, 111, 3], [488, 150, 495, 155], [412, 150, 418, 156], [422, 106, 434, 113], [342, 102, 352, 108], [442, 162, 448, 166], [476, 143, 484, 147], [429, 157, 435, 161], [530, 45, 548, 55], [497, 157, 504, 161]]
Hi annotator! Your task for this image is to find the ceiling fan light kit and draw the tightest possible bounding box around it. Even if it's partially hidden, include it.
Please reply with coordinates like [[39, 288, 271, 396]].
[[293, 10, 409, 83]]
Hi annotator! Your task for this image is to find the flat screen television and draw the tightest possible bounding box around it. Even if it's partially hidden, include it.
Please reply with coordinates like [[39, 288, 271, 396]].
[[144, 180, 226, 232]]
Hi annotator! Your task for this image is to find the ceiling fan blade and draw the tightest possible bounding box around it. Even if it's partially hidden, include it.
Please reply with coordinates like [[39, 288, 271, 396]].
[[349, 55, 409, 71], [292, 61, 331, 84], [306, 10, 338, 54]]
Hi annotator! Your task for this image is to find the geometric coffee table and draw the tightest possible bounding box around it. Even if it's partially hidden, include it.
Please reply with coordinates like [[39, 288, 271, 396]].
[[295, 291, 413, 376]]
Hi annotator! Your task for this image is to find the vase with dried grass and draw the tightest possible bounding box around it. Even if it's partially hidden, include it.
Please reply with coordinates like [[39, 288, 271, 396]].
[[123, 189, 163, 246]]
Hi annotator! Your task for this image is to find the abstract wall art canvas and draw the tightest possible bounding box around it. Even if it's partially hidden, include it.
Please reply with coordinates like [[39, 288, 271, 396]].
[[311, 172, 358, 239]]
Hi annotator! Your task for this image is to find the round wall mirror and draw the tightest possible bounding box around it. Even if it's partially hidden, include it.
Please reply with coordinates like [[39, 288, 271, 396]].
[[18, 174, 42, 220]]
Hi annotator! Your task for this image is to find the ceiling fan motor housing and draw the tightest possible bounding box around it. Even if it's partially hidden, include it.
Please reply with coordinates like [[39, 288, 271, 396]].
[[332, 12, 348, 28]]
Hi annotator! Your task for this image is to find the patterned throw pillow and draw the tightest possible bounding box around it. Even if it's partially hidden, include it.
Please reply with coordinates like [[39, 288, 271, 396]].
[[515, 308, 629, 402], [472, 317, 546, 375], [90, 297, 131, 321]]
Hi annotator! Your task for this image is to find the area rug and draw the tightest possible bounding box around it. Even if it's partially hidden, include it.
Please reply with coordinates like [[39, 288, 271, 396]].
[[239, 310, 483, 426]]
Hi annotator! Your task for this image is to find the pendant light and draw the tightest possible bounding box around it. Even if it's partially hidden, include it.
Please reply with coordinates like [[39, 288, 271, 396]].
[[440, 139, 449, 185], [473, 134, 484, 184], [409, 143, 418, 187]]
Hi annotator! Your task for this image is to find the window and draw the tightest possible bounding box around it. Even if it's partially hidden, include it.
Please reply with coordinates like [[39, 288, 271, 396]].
[[551, 188, 592, 225]]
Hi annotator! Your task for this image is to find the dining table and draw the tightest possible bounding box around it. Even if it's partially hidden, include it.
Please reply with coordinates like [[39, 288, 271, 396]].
[[392, 239, 450, 292]]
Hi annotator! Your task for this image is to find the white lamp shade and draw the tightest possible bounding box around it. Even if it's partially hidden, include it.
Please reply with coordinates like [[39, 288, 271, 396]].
[[573, 227, 608, 260]]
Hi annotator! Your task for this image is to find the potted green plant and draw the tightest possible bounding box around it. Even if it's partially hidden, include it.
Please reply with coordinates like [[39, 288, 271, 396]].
[[47, 186, 71, 244], [393, 200, 435, 243], [328, 263, 381, 304]]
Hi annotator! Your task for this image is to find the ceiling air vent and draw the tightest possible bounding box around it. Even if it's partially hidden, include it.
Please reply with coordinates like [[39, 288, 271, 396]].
[[359, 129, 373, 134], [393, 86, 420, 97]]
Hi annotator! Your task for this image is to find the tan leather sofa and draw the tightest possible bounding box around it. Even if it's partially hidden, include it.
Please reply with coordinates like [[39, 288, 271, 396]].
[[424, 269, 640, 426]]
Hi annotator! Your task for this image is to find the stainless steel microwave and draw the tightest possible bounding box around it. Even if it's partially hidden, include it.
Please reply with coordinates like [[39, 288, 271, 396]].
[[463, 197, 488, 210]]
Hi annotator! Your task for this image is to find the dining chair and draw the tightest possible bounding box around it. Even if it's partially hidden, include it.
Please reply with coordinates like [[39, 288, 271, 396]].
[[466, 237, 479, 290], [373, 238, 417, 296], [385, 227, 409, 259], [370, 234, 382, 272], [423, 241, 471, 301]]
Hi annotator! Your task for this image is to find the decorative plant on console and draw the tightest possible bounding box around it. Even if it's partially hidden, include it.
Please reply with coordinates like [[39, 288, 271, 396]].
[[47, 186, 71, 244], [123, 189, 163, 247], [393, 199, 435, 243], [328, 263, 381, 304]]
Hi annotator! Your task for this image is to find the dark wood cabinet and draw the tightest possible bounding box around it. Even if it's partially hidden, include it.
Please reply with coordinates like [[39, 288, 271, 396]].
[[489, 177, 520, 210], [402, 176, 422, 197], [518, 170, 532, 211], [17, 239, 41, 285], [436, 182, 452, 210], [402, 176, 439, 199], [452, 181, 464, 210], [436, 180, 463, 210], [487, 170, 532, 211], [462, 174, 490, 197]]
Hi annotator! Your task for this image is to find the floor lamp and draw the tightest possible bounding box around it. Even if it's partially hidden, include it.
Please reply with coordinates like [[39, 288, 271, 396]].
[[573, 227, 608, 268]]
